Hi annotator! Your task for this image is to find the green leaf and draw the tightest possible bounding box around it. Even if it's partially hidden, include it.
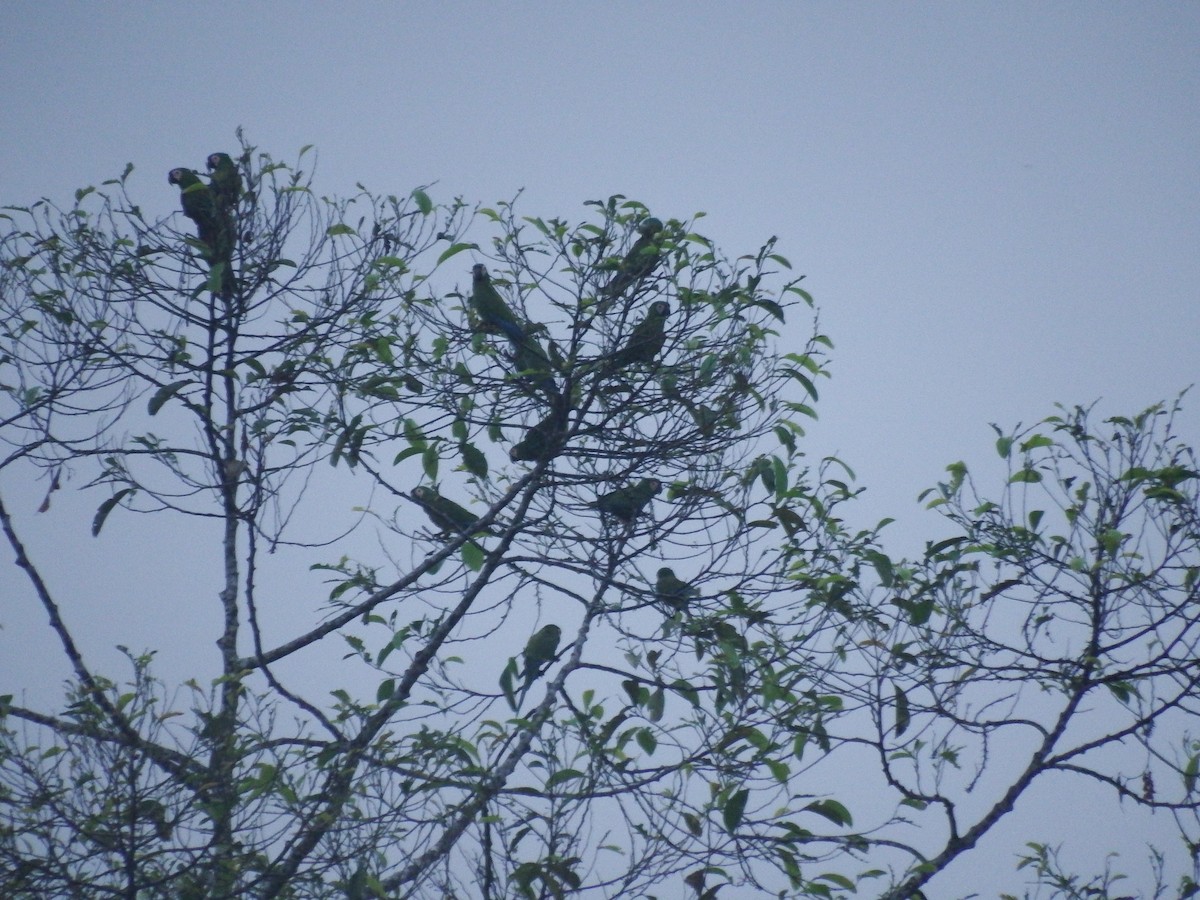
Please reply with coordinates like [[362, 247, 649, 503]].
[[635, 727, 657, 755], [671, 679, 701, 708], [147, 380, 189, 416], [995, 435, 1013, 459], [774, 506, 806, 537], [205, 264, 227, 294], [436, 242, 479, 264], [1106, 680, 1138, 704], [944, 461, 967, 496], [865, 550, 893, 588], [647, 688, 665, 722], [1008, 467, 1042, 484], [370, 338, 395, 365], [927, 535, 969, 557], [499, 660, 517, 709], [546, 768, 585, 788], [814, 873, 855, 890], [783, 367, 818, 401], [522, 216, 551, 236], [907, 597, 934, 626], [377, 637, 395, 667], [392, 446, 424, 466], [792, 731, 809, 761], [1145, 485, 1188, 503], [1098, 528, 1124, 556], [422, 445, 439, 480], [1020, 434, 1054, 452], [722, 788, 749, 833], [92, 489, 134, 536], [804, 798, 852, 827], [403, 418, 428, 448], [771, 456, 788, 498], [411, 188, 433, 215], [783, 351, 821, 375], [893, 684, 910, 736], [623, 677, 644, 703], [331, 415, 365, 468], [459, 442, 488, 480], [752, 296, 786, 321], [462, 541, 484, 572], [1184, 753, 1199, 794], [326, 223, 356, 237]]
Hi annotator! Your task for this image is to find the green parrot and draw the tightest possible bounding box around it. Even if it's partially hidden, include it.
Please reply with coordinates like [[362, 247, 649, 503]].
[[603, 217, 664, 302], [513, 622, 562, 709], [470, 264, 526, 344], [168, 168, 220, 257], [510, 410, 566, 462], [206, 152, 242, 213], [410, 486, 493, 536], [611, 301, 670, 369], [595, 478, 662, 524], [689, 403, 721, 435], [521, 623, 562, 681], [656, 567, 699, 613]]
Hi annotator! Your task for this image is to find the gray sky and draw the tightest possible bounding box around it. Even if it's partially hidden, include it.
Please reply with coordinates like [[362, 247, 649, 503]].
[[5, 2, 1195, 546], [2, 3, 1198, 896]]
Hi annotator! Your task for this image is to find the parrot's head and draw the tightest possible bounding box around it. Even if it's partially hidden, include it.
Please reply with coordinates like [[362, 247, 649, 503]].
[[167, 168, 188, 186], [206, 153, 230, 171], [651, 301, 670, 318], [638, 217, 664, 236]]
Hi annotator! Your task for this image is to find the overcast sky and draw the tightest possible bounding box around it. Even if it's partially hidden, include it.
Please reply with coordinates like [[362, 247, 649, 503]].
[[2, 3, 1197, 896]]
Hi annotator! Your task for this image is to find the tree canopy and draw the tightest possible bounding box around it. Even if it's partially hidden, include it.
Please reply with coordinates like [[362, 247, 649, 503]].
[[1, 139, 1198, 899]]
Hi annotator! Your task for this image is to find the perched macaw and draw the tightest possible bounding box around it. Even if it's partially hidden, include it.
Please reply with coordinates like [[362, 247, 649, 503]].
[[611, 301, 670, 369], [411, 486, 492, 536], [595, 478, 662, 523], [521, 623, 562, 681], [603, 217, 665, 301], [168, 168, 220, 256], [656, 567, 699, 613], [510, 410, 566, 462], [470, 264, 526, 344], [206, 152, 242, 213]]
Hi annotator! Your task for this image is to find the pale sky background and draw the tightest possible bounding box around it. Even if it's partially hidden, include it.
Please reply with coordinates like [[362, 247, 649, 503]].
[[1, 3, 1198, 897]]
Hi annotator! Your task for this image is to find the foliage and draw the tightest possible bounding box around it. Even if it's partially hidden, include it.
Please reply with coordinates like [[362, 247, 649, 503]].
[[0, 138, 1197, 898]]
